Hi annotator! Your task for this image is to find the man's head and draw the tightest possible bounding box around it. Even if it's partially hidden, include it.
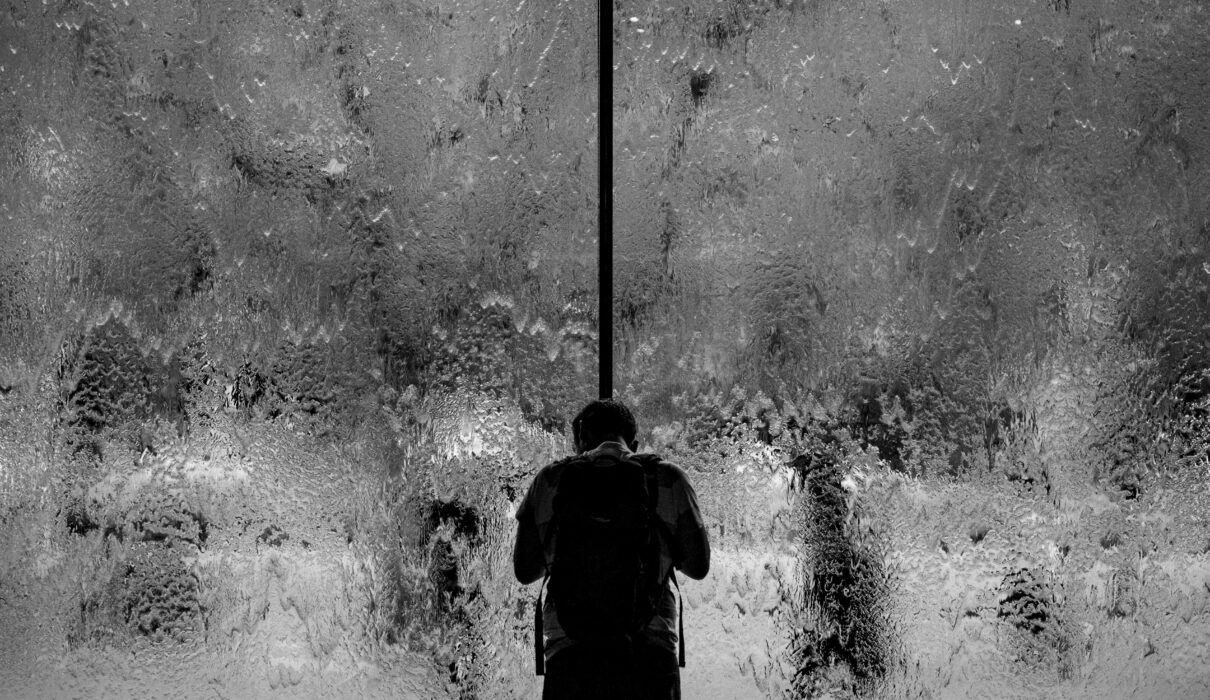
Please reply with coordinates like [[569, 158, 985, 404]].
[[571, 399, 638, 453]]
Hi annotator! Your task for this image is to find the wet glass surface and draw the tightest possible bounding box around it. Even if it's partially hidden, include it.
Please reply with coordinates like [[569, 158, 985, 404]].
[[1, 0, 1209, 698]]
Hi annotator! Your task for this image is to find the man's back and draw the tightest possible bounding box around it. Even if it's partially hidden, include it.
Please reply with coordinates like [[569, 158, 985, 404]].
[[544, 450, 664, 644], [515, 434, 709, 700]]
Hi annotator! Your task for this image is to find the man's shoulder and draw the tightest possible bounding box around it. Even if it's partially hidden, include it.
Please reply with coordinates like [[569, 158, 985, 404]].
[[517, 455, 581, 519], [630, 453, 694, 485], [532, 454, 580, 482], [530, 451, 694, 487]]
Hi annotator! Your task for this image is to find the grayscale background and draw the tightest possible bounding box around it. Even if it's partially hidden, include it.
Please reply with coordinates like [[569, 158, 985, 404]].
[[0, 0, 1208, 697]]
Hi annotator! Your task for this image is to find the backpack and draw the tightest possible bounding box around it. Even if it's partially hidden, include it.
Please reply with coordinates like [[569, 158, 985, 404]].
[[534, 452, 685, 674]]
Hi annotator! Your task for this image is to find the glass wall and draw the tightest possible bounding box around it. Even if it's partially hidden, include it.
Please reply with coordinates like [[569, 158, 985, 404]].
[[0, 0, 595, 696], [2, 0, 1209, 698], [612, 1, 1210, 698]]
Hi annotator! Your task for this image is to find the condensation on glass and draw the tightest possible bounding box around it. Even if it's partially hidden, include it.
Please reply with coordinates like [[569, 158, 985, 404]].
[[1, 0, 1208, 698]]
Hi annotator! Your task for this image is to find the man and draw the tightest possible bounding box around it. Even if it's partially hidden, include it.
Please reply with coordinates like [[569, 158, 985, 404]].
[[514, 399, 710, 700]]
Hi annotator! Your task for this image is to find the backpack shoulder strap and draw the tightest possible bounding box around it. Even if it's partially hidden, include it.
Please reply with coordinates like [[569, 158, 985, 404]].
[[628, 452, 663, 468], [533, 454, 583, 676], [629, 454, 663, 509], [540, 455, 590, 557], [630, 454, 682, 555], [630, 454, 687, 668]]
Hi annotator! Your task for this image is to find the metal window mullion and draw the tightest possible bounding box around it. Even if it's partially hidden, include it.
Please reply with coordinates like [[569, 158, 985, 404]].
[[598, 0, 613, 400]]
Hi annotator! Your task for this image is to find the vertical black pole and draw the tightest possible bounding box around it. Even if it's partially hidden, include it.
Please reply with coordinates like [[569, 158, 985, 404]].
[[598, 0, 613, 400]]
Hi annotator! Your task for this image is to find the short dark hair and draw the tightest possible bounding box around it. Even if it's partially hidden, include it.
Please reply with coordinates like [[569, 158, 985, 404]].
[[571, 399, 637, 448]]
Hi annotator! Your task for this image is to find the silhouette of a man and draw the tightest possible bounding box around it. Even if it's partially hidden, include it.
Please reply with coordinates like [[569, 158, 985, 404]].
[[514, 399, 710, 700]]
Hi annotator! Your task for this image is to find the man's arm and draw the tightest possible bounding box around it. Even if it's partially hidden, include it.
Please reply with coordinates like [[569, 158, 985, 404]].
[[513, 511, 546, 584], [673, 472, 711, 580]]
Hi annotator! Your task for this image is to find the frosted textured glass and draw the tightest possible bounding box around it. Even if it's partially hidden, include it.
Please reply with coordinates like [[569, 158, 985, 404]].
[[0, 0, 594, 697], [2, 0, 1209, 699], [612, 1, 1210, 698]]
